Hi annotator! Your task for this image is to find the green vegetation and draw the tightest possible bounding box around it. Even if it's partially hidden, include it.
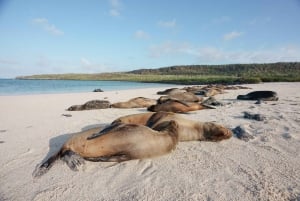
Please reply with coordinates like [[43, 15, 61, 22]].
[[16, 62, 300, 85]]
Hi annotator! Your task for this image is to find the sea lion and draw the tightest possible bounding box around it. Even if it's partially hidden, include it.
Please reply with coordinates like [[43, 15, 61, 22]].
[[194, 88, 223, 97], [102, 112, 232, 142], [148, 99, 214, 113], [67, 100, 111, 111], [158, 92, 202, 103], [33, 120, 179, 178], [157, 88, 186, 95], [237, 91, 278, 101], [111, 97, 157, 108]]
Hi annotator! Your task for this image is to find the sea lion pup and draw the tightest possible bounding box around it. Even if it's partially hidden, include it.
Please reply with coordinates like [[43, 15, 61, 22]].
[[32, 121, 179, 178], [67, 100, 111, 111], [107, 112, 232, 142], [147, 99, 214, 113], [111, 97, 157, 108], [237, 91, 278, 101]]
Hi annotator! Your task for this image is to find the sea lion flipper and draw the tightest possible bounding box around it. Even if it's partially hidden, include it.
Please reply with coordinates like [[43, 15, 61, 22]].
[[87, 122, 122, 140], [61, 150, 85, 171], [32, 150, 62, 178]]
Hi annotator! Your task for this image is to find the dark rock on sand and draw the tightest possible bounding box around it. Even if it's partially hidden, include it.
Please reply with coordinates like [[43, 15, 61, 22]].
[[243, 111, 266, 121], [232, 125, 254, 141], [93, 88, 104, 92]]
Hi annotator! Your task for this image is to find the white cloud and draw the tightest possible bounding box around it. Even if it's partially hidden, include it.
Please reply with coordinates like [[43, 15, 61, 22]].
[[134, 30, 150, 40], [109, 9, 120, 16], [212, 16, 231, 23], [249, 17, 272, 25], [80, 57, 91, 66], [0, 59, 19, 65], [196, 45, 300, 63], [223, 31, 243, 41], [148, 41, 300, 64], [32, 18, 64, 36], [108, 0, 122, 17], [158, 19, 177, 28], [149, 41, 190, 58], [80, 57, 110, 73]]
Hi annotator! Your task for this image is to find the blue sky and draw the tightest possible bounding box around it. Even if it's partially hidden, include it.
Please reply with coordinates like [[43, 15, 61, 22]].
[[1, 0, 300, 78]]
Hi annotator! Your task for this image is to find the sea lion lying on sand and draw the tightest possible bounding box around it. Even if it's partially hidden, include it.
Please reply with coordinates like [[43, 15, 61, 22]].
[[237, 91, 278, 101], [111, 97, 157, 108], [67, 100, 111, 111], [148, 99, 214, 113], [33, 120, 179, 178], [157, 88, 186, 95], [99, 112, 232, 142], [158, 92, 202, 103]]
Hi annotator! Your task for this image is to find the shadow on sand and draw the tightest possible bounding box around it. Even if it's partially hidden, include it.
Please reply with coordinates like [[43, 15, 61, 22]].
[[36, 123, 107, 167]]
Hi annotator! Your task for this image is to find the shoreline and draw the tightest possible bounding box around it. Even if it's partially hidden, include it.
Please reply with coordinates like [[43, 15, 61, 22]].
[[0, 82, 300, 200]]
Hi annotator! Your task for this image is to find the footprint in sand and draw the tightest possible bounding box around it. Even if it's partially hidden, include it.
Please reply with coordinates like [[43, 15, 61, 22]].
[[136, 160, 156, 177]]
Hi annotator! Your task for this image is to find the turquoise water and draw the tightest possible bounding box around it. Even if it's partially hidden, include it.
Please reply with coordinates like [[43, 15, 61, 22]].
[[0, 79, 173, 95]]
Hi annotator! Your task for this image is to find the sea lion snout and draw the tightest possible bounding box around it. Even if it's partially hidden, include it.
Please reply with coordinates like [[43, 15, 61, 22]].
[[203, 123, 233, 141]]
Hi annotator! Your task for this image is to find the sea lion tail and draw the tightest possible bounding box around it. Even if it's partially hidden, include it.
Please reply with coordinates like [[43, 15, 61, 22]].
[[32, 150, 62, 178]]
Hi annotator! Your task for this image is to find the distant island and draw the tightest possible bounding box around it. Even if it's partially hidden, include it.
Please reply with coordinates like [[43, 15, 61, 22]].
[[17, 62, 300, 85]]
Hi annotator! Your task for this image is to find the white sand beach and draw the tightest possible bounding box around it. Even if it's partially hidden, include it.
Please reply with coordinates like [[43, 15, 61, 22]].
[[0, 82, 300, 201]]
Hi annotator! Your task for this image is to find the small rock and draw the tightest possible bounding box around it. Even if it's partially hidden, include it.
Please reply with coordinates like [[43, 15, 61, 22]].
[[232, 125, 254, 142], [93, 89, 103, 92], [243, 111, 266, 121], [62, 114, 72, 117]]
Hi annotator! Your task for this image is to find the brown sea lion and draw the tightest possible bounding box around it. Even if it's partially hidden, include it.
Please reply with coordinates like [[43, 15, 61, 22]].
[[67, 100, 111, 111], [105, 112, 232, 142], [111, 97, 157, 108], [33, 120, 179, 178], [148, 99, 214, 113], [157, 88, 186, 95], [158, 92, 202, 103]]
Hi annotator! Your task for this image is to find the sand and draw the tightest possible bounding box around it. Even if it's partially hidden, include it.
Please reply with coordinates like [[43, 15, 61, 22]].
[[0, 82, 300, 201]]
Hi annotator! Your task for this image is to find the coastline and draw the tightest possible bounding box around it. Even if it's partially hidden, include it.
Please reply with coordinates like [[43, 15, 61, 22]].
[[0, 82, 300, 200]]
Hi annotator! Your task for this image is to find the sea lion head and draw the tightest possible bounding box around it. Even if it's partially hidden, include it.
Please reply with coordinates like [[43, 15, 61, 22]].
[[147, 105, 156, 112], [237, 95, 247, 100], [67, 105, 82, 111], [202, 122, 232, 141]]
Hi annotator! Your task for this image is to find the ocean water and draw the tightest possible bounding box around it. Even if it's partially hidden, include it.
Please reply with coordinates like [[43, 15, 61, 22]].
[[0, 79, 173, 95]]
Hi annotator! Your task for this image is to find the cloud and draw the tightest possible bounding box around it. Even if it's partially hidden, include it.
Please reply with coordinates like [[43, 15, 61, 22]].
[[149, 41, 190, 58], [249, 17, 272, 25], [134, 30, 150, 40], [148, 41, 300, 64], [0, 58, 19, 65], [196, 45, 300, 63], [212, 16, 231, 23], [223, 31, 243, 41], [108, 0, 122, 17], [80, 57, 91, 66], [32, 18, 64, 36], [158, 19, 177, 28], [36, 56, 52, 67], [80, 57, 110, 72]]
